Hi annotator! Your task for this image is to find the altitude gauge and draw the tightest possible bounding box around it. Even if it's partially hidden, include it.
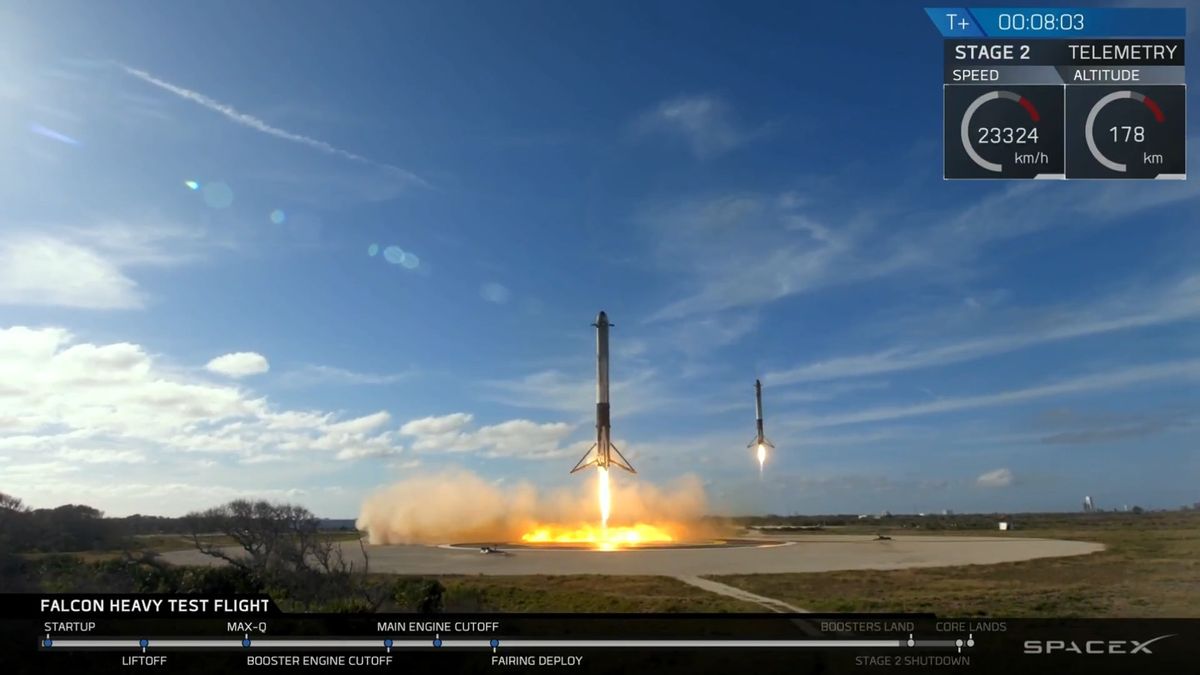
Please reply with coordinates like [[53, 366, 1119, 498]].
[[1066, 85, 1186, 179], [945, 85, 1065, 179]]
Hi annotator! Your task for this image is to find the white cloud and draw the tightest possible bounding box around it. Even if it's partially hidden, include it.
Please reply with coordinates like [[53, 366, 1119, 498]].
[[977, 468, 1014, 488], [641, 192, 868, 321], [472, 419, 575, 459], [120, 64, 427, 188], [484, 372, 591, 414], [480, 282, 511, 304], [325, 411, 391, 435], [768, 275, 1200, 385], [56, 448, 144, 464], [400, 413, 474, 437], [0, 236, 142, 309], [643, 151, 1200, 322], [787, 359, 1200, 429], [771, 380, 891, 405], [62, 221, 215, 267], [8, 479, 313, 516], [335, 445, 401, 461], [483, 368, 664, 418], [240, 454, 286, 465], [278, 364, 410, 387], [205, 352, 269, 378], [659, 311, 761, 355], [0, 222, 220, 311], [0, 326, 403, 470], [398, 412, 575, 459], [636, 95, 763, 158]]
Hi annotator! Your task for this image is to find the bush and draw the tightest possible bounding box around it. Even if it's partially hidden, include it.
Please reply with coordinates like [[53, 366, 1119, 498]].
[[444, 586, 485, 612], [393, 578, 445, 613], [319, 598, 379, 613], [176, 566, 264, 595]]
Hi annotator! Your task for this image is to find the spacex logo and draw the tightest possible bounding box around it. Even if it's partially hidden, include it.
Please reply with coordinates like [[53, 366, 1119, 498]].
[[1023, 634, 1176, 655]]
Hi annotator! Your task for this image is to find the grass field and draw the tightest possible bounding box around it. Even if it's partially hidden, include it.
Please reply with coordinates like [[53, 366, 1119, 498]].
[[21, 531, 365, 564], [24, 512, 1197, 616], [709, 511, 1200, 617]]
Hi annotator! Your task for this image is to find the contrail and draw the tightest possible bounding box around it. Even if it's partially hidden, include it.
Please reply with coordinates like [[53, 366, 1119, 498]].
[[119, 64, 428, 188]]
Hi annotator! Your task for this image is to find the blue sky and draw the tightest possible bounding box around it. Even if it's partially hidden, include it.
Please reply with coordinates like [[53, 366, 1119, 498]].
[[1, 1, 1196, 518]]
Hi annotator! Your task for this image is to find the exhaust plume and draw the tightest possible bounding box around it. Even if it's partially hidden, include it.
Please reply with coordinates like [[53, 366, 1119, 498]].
[[356, 468, 716, 544]]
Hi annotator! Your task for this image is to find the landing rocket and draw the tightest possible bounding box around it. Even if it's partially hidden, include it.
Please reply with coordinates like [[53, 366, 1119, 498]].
[[571, 311, 636, 474], [748, 379, 775, 456]]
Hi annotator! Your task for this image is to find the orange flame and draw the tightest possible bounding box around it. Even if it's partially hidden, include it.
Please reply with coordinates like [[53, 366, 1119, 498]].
[[598, 467, 611, 529], [520, 522, 676, 550], [519, 459, 679, 549]]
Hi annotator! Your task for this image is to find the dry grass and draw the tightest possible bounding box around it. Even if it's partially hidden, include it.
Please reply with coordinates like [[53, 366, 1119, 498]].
[[709, 511, 1200, 617]]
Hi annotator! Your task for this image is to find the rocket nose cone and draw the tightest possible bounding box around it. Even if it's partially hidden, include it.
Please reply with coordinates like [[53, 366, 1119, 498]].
[[597, 311, 608, 324]]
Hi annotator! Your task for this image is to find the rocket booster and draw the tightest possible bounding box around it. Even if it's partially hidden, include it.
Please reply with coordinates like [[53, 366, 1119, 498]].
[[571, 311, 636, 474], [749, 379, 775, 452]]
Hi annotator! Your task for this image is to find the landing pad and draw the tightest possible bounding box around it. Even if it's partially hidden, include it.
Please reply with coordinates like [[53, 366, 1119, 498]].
[[446, 539, 777, 551], [162, 534, 1104, 576]]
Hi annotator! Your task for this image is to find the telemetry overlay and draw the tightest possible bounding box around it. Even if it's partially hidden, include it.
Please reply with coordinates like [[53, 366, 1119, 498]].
[[927, 7, 1187, 179]]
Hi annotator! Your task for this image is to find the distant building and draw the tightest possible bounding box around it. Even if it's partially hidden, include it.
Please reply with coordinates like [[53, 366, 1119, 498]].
[[998, 521, 1010, 531]]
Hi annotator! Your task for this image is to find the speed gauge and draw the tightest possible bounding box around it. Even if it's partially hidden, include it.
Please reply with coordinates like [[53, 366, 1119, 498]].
[[945, 85, 1064, 179]]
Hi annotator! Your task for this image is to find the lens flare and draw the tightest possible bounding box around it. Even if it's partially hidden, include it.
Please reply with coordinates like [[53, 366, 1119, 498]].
[[757, 443, 766, 475], [383, 246, 406, 265], [202, 181, 234, 209], [30, 123, 79, 146]]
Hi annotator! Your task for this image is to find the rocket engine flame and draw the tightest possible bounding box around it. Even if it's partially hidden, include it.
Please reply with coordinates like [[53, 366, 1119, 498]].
[[519, 463, 702, 548], [521, 522, 675, 549], [598, 467, 611, 530], [757, 443, 766, 475], [519, 466, 677, 549]]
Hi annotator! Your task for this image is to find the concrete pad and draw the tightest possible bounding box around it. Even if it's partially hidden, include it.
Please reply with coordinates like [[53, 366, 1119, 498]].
[[160, 534, 1103, 576]]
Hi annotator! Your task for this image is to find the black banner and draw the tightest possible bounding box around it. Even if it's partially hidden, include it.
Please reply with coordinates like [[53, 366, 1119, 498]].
[[2, 594, 1198, 674], [945, 40, 1186, 67]]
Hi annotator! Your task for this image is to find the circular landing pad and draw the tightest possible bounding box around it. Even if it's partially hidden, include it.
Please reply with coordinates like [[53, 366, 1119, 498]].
[[162, 535, 1105, 577], [448, 539, 779, 551]]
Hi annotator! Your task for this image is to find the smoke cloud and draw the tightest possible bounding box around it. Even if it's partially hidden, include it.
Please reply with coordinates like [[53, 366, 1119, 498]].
[[356, 469, 716, 544]]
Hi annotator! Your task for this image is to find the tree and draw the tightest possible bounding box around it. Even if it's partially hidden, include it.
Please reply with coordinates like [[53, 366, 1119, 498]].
[[185, 500, 383, 611], [0, 493, 35, 591], [0, 492, 26, 512]]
